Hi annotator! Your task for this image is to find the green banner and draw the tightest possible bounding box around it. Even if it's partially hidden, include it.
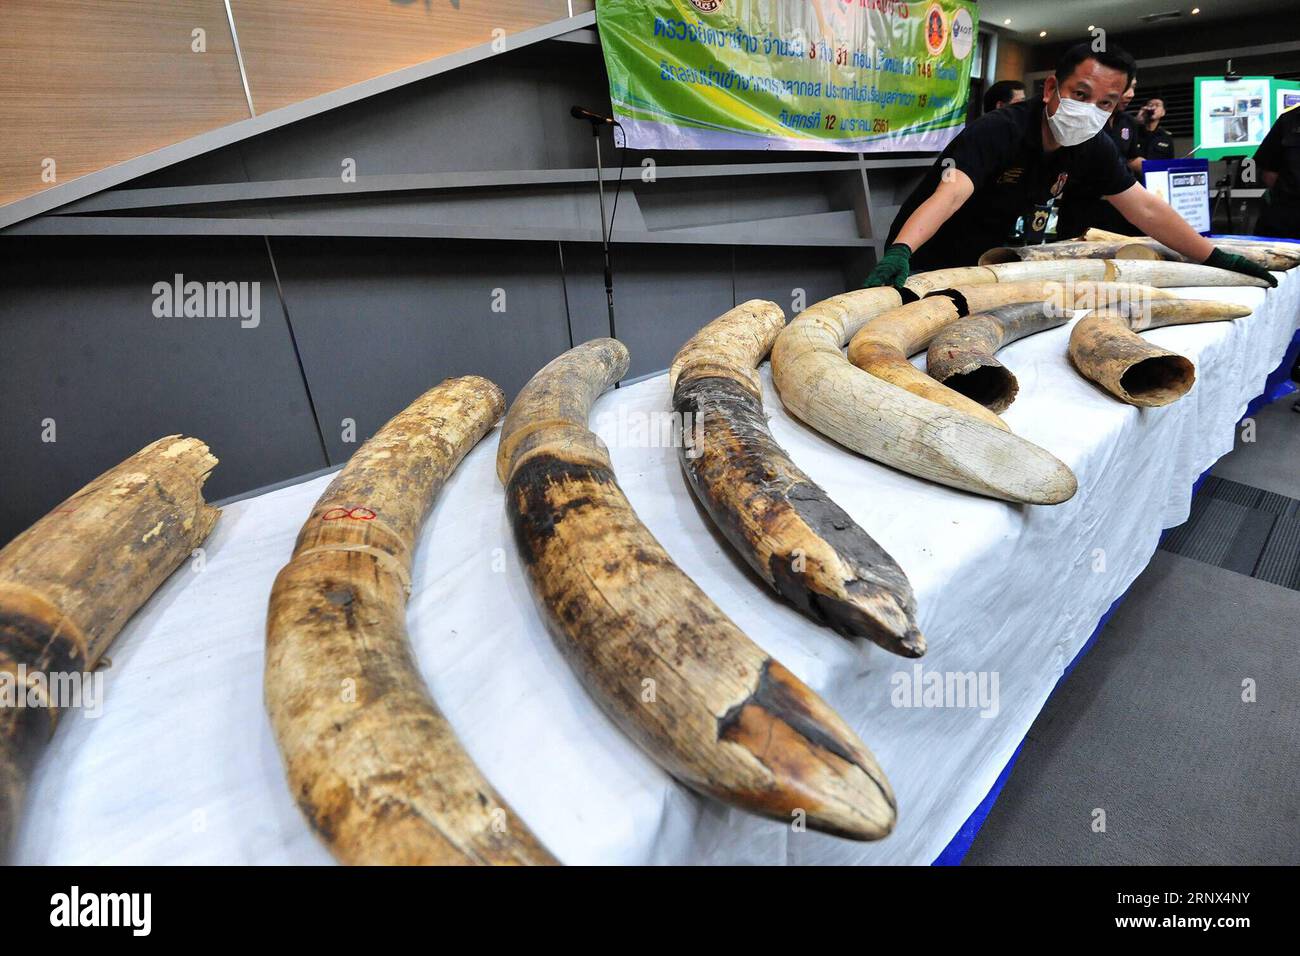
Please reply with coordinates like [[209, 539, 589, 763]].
[[597, 0, 979, 151]]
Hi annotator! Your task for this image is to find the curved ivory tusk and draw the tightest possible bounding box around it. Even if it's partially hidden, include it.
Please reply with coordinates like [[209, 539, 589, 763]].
[[925, 293, 1248, 416], [847, 280, 1175, 420], [670, 300, 924, 657], [267, 376, 558, 866], [1069, 300, 1253, 406], [1083, 227, 1300, 262], [903, 266, 997, 296], [979, 241, 1164, 264], [499, 339, 897, 841], [0, 437, 220, 856], [950, 279, 1174, 316], [982, 258, 1271, 288], [927, 282, 1255, 415], [983, 258, 1110, 283], [770, 288, 1078, 504], [1077, 228, 1143, 244], [844, 296, 1007, 429], [1080, 228, 1300, 271], [926, 303, 1070, 413]]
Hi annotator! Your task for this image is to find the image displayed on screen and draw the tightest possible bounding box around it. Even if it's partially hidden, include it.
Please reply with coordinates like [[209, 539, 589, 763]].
[[1209, 96, 1235, 117], [1281, 91, 1300, 114], [1196, 77, 1272, 155]]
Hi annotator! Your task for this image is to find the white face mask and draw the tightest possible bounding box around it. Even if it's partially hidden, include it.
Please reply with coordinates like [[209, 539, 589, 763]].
[[1046, 94, 1112, 147]]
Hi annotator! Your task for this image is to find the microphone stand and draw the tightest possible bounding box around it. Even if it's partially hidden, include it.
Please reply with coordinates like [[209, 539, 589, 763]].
[[590, 122, 618, 345]]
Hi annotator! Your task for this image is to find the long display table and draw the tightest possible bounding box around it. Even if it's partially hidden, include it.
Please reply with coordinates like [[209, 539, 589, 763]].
[[14, 271, 1299, 864]]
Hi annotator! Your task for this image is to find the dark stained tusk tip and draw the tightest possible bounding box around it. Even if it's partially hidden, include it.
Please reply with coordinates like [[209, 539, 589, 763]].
[[894, 626, 927, 659]]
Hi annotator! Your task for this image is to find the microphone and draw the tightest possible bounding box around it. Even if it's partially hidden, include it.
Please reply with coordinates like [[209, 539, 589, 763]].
[[571, 105, 615, 126]]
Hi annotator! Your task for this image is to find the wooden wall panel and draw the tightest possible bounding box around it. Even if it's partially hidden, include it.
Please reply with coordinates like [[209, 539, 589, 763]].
[[230, 0, 590, 115], [0, 1, 589, 221], [0, 0, 251, 209]]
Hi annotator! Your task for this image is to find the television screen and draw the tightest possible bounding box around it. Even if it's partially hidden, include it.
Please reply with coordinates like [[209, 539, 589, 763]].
[[1194, 76, 1273, 159]]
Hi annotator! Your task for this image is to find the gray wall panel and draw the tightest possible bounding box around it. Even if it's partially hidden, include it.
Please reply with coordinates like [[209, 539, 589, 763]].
[[0, 237, 327, 545], [232, 48, 618, 184], [266, 237, 573, 462], [732, 247, 854, 317], [634, 174, 837, 232], [121, 147, 255, 191], [201, 187, 609, 234], [560, 242, 736, 381]]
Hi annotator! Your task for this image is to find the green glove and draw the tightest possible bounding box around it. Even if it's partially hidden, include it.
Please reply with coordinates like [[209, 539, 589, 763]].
[[864, 243, 913, 289], [1205, 247, 1278, 288]]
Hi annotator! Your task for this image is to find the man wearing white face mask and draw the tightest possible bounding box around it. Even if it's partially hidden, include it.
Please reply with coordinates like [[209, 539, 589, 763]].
[[867, 41, 1277, 289]]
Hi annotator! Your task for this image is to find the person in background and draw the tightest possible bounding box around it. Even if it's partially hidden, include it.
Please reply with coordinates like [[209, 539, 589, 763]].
[[1254, 105, 1300, 411], [1134, 98, 1175, 164], [983, 79, 1026, 115], [1254, 104, 1300, 241], [864, 42, 1276, 288], [1113, 81, 1142, 176]]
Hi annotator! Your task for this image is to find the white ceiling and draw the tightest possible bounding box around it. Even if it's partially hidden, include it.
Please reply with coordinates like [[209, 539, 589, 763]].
[[979, 0, 1295, 45]]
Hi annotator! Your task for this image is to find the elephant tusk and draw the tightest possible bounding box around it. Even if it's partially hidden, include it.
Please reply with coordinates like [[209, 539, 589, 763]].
[[1078, 228, 1146, 244], [981, 258, 1272, 288], [844, 295, 1007, 429], [979, 241, 1164, 264], [903, 266, 997, 296], [774, 252, 1267, 504], [1069, 300, 1253, 406], [266, 376, 558, 865], [949, 279, 1173, 317], [1080, 228, 1300, 271], [926, 275, 1257, 416], [989, 233, 1299, 271], [499, 339, 897, 842], [670, 299, 924, 658], [770, 288, 1078, 504], [0, 436, 220, 857], [926, 303, 1070, 414], [846, 280, 1176, 421]]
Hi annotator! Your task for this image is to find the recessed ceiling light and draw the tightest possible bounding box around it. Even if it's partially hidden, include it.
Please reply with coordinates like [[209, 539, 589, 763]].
[[1088, 24, 1096, 30], [1004, 18, 1012, 25], [1039, 30, 1048, 37], [1191, 6, 1201, 13]]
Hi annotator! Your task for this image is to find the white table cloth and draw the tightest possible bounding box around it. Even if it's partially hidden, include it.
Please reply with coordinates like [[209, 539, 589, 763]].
[[15, 270, 1299, 865]]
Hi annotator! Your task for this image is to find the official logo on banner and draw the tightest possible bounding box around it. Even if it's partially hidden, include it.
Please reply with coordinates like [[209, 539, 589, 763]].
[[951, 8, 974, 59], [689, 0, 723, 12], [925, 4, 949, 56]]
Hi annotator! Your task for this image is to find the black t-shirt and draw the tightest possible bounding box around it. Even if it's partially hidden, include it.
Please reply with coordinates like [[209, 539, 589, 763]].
[[1107, 111, 1140, 161], [1135, 123, 1175, 160], [887, 97, 1138, 270], [1255, 106, 1300, 207], [1055, 111, 1142, 238]]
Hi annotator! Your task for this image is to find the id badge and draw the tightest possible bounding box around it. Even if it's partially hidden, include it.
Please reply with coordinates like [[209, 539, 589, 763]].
[[1023, 202, 1053, 245]]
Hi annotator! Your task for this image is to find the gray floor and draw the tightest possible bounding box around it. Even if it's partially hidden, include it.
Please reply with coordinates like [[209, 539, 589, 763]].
[[1211, 393, 1300, 499], [965, 392, 1300, 865]]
